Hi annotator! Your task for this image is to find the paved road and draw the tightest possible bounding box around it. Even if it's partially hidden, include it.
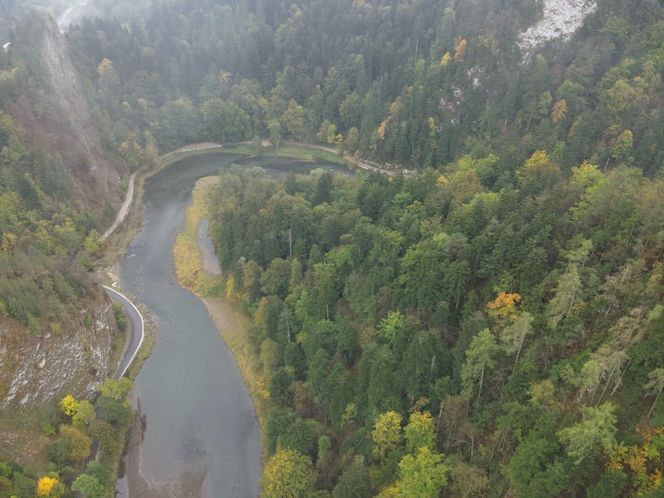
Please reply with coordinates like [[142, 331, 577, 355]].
[[103, 285, 144, 379]]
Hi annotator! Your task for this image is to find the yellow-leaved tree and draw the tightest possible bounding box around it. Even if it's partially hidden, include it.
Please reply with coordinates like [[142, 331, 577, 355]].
[[551, 99, 568, 124], [486, 292, 522, 327], [517, 150, 561, 191], [59, 394, 79, 417], [262, 449, 316, 498], [440, 51, 452, 66], [36, 475, 64, 497], [372, 411, 402, 459]]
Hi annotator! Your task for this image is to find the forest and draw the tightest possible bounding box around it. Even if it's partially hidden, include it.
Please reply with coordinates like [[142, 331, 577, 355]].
[[0, 24, 99, 333], [0, 378, 133, 498], [207, 155, 664, 496], [0, 0, 663, 495], [63, 0, 660, 495], [66, 0, 664, 178]]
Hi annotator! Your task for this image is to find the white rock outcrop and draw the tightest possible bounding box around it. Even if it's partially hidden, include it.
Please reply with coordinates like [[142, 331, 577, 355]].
[[518, 0, 596, 52], [0, 301, 118, 407]]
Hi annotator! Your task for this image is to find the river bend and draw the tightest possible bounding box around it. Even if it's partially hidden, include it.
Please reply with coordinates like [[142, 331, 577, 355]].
[[117, 152, 343, 497]]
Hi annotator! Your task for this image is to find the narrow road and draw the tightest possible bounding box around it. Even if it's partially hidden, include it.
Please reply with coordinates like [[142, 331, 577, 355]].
[[103, 285, 145, 379], [284, 141, 412, 176], [101, 172, 135, 242], [101, 141, 402, 244], [158, 142, 225, 166]]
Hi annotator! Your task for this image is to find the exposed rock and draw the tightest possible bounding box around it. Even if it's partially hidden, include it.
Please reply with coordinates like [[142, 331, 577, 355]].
[[519, 0, 596, 53], [0, 297, 119, 408], [11, 14, 123, 209]]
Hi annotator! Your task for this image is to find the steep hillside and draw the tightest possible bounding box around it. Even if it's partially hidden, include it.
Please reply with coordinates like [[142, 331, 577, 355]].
[[11, 14, 123, 210], [0, 295, 118, 409], [68, 0, 664, 178], [0, 13, 126, 414]]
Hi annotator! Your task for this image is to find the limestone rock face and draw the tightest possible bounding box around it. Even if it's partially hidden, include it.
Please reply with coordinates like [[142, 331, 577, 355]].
[[519, 0, 597, 53], [0, 298, 118, 408]]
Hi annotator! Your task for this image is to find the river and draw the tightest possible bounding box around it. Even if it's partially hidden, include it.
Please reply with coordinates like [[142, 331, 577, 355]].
[[116, 152, 345, 498]]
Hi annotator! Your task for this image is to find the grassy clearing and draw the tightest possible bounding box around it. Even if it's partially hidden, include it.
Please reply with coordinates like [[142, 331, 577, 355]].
[[222, 141, 347, 165], [277, 143, 345, 164], [124, 305, 156, 381], [220, 142, 258, 156], [172, 176, 269, 444], [173, 176, 225, 296]]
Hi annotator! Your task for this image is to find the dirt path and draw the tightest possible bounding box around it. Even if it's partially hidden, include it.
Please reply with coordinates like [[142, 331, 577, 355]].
[[101, 172, 135, 242], [284, 141, 412, 176], [103, 140, 404, 247]]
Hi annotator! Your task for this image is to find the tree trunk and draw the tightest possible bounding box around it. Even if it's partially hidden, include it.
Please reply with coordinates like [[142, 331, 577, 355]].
[[435, 400, 444, 437], [512, 336, 524, 373], [648, 390, 660, 418], [610, 360, 630, 396], [477, 364, 485, 404], [288, 228, 292, 260], [596, 366, 617, 405]]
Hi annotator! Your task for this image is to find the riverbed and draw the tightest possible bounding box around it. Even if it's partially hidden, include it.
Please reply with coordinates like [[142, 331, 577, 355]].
[[116, 152, 344, 498]]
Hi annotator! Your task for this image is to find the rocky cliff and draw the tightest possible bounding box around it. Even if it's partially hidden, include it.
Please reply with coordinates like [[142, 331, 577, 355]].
[[10, 13, 123, 209], [519, 0, 597, 52], [0, 295, 119, 408], [0, 14, 126, 410]]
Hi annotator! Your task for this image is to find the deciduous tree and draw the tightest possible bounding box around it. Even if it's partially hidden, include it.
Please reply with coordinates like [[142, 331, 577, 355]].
[[372, 411, 403, 459], [262, 449, 316, 498]]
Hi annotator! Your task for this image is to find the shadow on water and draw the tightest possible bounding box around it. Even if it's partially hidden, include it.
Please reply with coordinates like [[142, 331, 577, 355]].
[[116, 152, 343, 498]]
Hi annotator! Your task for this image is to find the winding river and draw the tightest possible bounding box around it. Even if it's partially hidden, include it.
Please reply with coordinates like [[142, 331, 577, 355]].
[[116, 152, 344, 498]]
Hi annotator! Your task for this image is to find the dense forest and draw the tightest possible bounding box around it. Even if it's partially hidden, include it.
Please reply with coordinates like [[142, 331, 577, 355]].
[[67, 0, 664, 177], [0, 0, 663, 495], [63, 0, 664, 495], [208, 156, 664, 496]]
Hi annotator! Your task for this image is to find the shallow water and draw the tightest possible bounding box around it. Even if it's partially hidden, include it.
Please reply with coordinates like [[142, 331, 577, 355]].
[[117, 152, 343, 497]]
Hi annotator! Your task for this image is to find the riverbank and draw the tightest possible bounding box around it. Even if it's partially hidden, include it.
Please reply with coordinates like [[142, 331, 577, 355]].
[[98, 148, 248, 496], [101, 138, 393, 261], [97, 142, 369, 491], [172, 176, 269, 446]]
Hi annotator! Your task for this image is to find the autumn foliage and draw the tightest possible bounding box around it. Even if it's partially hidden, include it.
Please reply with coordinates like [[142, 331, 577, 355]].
[[36, 476, 63, 497], [486, 292, 522, 325]]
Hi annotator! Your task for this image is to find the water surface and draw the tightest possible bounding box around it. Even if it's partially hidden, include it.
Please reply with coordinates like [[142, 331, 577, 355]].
[[118, 152, 343, 497]]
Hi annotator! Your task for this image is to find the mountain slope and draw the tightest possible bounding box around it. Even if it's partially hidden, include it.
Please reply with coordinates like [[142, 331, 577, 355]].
[[11, 14, 122, 208], [0, 13, 127, 414]]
